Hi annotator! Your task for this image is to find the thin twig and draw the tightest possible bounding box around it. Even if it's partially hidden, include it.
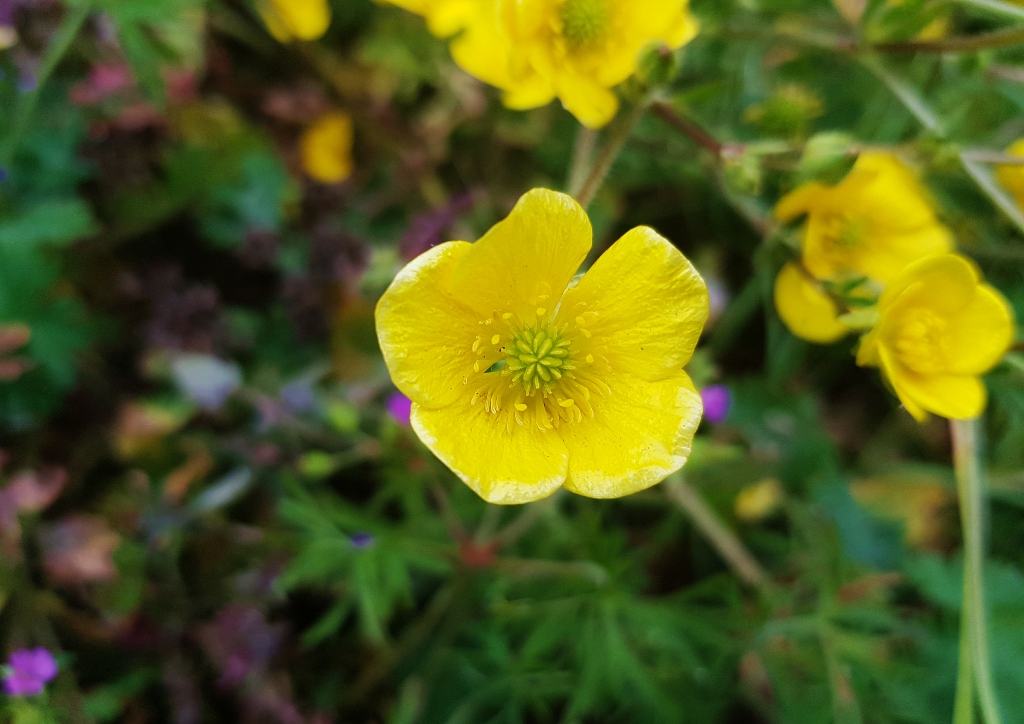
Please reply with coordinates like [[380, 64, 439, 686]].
[[951, 418, 1003, 724], [874, 26, 1024, 54], [664, 477, 768, 589], [651, 101, 726, 157]]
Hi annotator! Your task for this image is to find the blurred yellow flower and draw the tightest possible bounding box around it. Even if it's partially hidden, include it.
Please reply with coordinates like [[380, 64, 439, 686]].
[[774, 152, 953, 342], [735, 478, 784, 522], [375, 188, 709, 503], [259, 0, 331, 42], [386, 0, 699, 129], [300, 112, 354, 184], [995, 138, 1024, 209], [856, 254, 1014, 421], [378, 0, 478, 37]]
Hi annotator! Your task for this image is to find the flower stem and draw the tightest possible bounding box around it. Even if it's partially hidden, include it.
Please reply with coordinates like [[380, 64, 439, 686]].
[[874, 26, 1024, 54], [664, 477, 767, 590], [951, 0, 1024, 22], [951, 417, 1003, 724], [0, 4, 91, 166], [575, 94, 653, 209], [566, 126, 599, 198]]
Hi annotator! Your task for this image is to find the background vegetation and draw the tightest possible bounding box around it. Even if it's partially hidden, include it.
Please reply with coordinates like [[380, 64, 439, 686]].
[[1, 0, 1024, 721]]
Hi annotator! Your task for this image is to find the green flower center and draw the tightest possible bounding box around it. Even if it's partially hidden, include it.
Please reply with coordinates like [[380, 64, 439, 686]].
[[505, 325, 573, 393], [824, 213, 869, 249], [893, 309, 948, 373], [560, 0, 609, 47]]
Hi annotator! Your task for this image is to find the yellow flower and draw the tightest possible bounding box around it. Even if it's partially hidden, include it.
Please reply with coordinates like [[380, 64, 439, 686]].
[[375, 189, 709, 504], [259, 0, 331, 42], [378, 0, 478, 37], [856, 254, 1014, 421], [452, 0, 700, 129], [773, 262, 850, 344], [995, 138, 1024, 209], [773, 152, 953, 343], [300, 112, 354, 184], [735, 478, 784, 523]]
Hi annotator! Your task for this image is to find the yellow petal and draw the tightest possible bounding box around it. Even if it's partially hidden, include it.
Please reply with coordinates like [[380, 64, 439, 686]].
[[996, 138, 1024, 209], [775, 182, 829, 222], [411, 402, 568, 504], [555, 76, 620, 129], [878, 253, 978, 316], [945, 284, 1015, 375], [560, 370, 702, 498], [558, 226, 708, 380], [773, 262, 850, 343], [375, 241, 481, 408], [880, 345, 987, 420], [300, 112, 354, 184], [877, 346, 928, 422], [448, 189, 591, 318], [259, 0, 331, 41]]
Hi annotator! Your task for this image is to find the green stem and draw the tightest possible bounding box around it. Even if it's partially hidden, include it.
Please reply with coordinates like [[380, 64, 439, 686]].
[[0, 4, 90, 166], [566, 126, 598, 198], [950, 0, 1024, 22], [664, 477, 768, 590], [574, 94, 653, 209], [952, 418, 1003, 724], [875, 26, 1024, 54]]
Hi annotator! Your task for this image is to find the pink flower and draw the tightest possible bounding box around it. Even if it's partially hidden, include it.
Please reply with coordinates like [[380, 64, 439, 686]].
[[3, 647, 58, 697]]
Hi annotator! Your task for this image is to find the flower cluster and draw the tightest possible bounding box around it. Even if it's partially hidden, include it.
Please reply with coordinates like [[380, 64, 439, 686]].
[[376, 188, 708, 503], [381, 0, 699, 128], [774, 152, 1014, 422]]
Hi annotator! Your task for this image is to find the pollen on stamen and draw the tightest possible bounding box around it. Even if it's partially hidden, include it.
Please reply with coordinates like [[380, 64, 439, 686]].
[[491, 334, 500, 345]]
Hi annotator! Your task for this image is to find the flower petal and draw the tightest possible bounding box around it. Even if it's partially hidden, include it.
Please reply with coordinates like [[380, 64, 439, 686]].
[[878, 253, 978, 315], [880, 345, 986, 420], [945, 283, 1015, 375], [558, 226, 708, 380], [556, 77, 619, 129], [375, 241, 480, 408], [411, 403, 568, 504], [773, 262, 850, 343], [560, 370, 702, 498], [447, 189, 591, 318]]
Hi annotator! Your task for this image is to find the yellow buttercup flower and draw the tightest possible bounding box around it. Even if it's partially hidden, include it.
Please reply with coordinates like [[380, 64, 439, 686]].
[[386, 0, 699, 129], [300, 112, 354, 184], [995, 138, 1024, 209], [378, 0, 478, 37], [856, 254, 1014, 421], [773, 152, 953, 342], [259, 0, 331, 42], [375, 189, 709, 504]]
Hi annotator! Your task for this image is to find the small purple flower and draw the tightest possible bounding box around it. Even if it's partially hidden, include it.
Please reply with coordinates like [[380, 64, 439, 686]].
[[3, 647, 58, 697], [386, 392, 412, 427], [701, 385, 732, 425], [350, 532, 374, 549]]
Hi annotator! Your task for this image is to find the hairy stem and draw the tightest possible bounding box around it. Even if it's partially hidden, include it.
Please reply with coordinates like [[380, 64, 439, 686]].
[[575, 95, 653, 209], [566, 126, 599, 198], [664, 477, 767, 589], [952, 418, 1003, 724]]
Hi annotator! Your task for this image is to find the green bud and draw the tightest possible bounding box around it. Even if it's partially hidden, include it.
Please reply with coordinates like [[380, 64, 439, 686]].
[[635, 43, 680, 88], [797, 132, 857, 185]]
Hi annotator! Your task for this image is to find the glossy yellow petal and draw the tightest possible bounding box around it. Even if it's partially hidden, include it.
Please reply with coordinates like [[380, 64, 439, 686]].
[[448, 189, 591, 319], [878, 253, 978, 315], [558, 226, 708, 380], [945, 284, 1015, 375], [375, 241, 481, 408], [773, 262, 850, 343], [996, 138, 1024, 208], [876, 346, 928, 422], [881, 348, 987, 420], [300, 112, 354, 184], [259, 0, 331, 41], [775, 182, 829, 222], [556, 76, 619, 129], [560, 370, 702, 498], [411, 402, 568, 504]]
